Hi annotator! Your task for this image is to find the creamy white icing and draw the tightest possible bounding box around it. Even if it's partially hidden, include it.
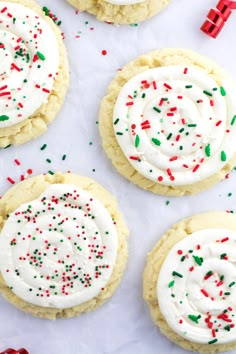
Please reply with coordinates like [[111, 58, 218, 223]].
[[104, 0, 145, 5], [157, 229, 236, 345], [0, 184, 118, 309], [0, 2, 59, 128], [113, 65, 236, 186]]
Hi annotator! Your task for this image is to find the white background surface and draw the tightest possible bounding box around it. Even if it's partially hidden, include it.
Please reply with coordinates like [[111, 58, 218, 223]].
[[1, 0, 236, 353]]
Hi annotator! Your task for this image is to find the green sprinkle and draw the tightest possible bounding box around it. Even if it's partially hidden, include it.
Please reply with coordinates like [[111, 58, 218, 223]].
[[181, 256, 186, 262], [40, 144, 47, 150], [229, 281, 236, 287], [46, 159, 51, 163], [220, 87, 226, 96], [116, 132, 123, 136], [224, 325, 231, 331], [142, 93, 146, 99], [185, 85, 193, 89], [62, 154, 66, 161], [188, 314, 201, 323], [172, 271, 183, 278], [48, 170, 54, 175], [151, 138, 161, 146], [153, 106, 161, 113], [192, 255, 203, 266], [0, 115, 9, 121], [168, 280, 175, 288], [114, 118, 119, 125], [221, 151, 227, 162], [231, 115, 236, 126], [205, 144, 211, 157], [203, 90, 213, 97], [188, 124, 197, 127], [220, 275, 224, 281], [135, 134, 140, 148], [42, 6, 49, 16], [224, 292, 231, 295], [179, 128, 185, 133], [167, 133, 172, 140], [220, 253, 227, 259], [208, 339, 218, 345]]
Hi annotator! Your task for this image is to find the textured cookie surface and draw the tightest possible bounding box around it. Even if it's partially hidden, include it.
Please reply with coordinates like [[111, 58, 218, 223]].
[[0, 0, 69, 147], [99, 48, 236, 196], [143, 212, 236, 353], [0, 173, 128, 319], [66, 0, 170, 24]]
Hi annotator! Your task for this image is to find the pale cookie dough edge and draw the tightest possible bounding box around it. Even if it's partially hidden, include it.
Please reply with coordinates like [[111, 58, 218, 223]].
[[66, 0, 170, 25]]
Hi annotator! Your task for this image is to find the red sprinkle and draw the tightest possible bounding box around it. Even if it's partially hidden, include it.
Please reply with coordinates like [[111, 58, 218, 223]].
[[7, 177, 15, 184], [164, 83, 172, 90], [201, 289, 209, 297], [192, 164, 200, 173], [14, 159, 20, 166], [221, 237, 229, 243]]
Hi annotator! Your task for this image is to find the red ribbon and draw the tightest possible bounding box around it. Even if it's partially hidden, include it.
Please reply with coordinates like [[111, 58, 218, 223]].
[[0, 349, 28, 354], [201, 0, 236, 38]]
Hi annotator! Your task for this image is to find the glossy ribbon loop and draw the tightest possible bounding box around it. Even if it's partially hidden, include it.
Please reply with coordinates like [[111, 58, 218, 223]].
[[201, 0, 236, 38]]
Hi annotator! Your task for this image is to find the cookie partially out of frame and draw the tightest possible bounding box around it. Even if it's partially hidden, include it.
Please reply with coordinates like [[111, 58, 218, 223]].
[[0, 172, 128, 319], [0, 0, 69, 147], [143, 212, 236, 353], [99, 48, 236, 196], [66, 0, 170, 25]]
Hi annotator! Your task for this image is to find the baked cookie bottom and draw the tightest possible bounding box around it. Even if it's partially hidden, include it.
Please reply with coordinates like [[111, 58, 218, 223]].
[[0, 0, 69, 148], [143, 212, 236, 353], [0, 172, 128, 319], [66, 0, 170, 24], [99, 48, 236, 196]]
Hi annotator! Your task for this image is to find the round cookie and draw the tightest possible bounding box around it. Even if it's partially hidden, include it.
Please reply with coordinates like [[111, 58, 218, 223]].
[[0, 0, 69, 148], [143, 212, 236, 353], [66, 0, 170, 24], [99, 48, 236, 196], [0, 172, 128, 319]]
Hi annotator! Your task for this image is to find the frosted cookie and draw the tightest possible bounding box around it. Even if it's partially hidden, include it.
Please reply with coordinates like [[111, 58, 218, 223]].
[[99, 48, 236, 196], [66, 0, 170, 24], [0, 0, 69, 148], [143, 212, 236, 353], [0, 172, 128, 319]]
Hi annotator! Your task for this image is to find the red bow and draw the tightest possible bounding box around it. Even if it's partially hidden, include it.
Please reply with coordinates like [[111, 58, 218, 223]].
[[201, 0, 236, 38]]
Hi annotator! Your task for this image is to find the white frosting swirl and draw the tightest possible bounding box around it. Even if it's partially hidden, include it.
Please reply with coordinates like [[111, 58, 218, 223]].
[[113, 66, 236, 186], [104, 0, 145, 5], [157, 229, 236, 345], [0, 2, 59, 128], [0, 184, 118, 309]]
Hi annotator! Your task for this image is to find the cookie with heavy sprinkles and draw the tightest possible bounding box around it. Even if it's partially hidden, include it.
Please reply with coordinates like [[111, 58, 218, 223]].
[[0, 0, 69, 147], [99, 48, 236, 196], [143, 212, 236, 353], [0, 172, 128, 319]]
